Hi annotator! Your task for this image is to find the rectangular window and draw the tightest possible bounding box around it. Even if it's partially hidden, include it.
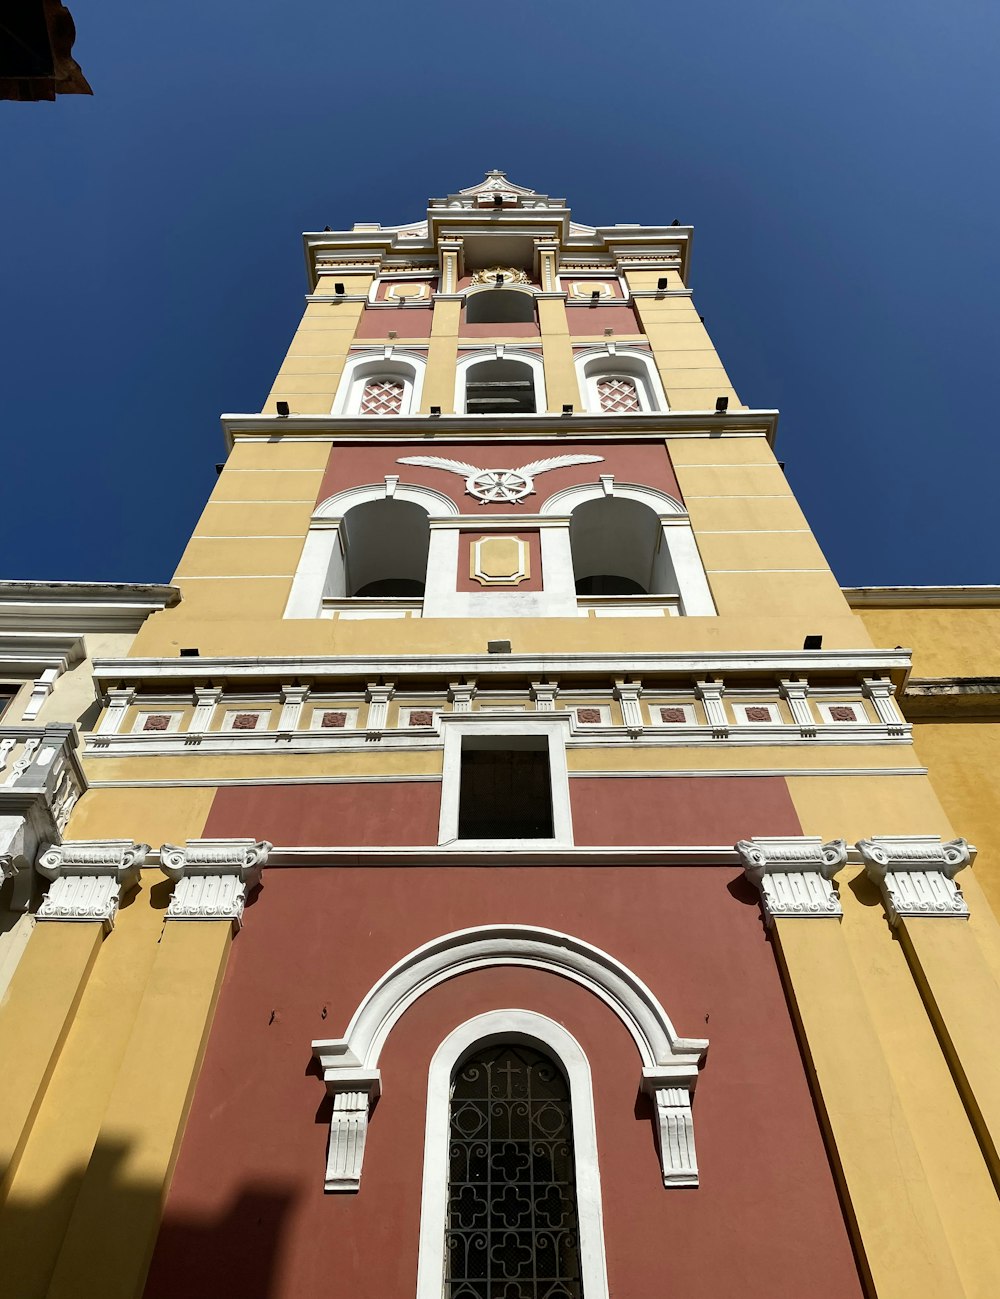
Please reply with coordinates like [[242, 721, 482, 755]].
[[457, 737, 554, 840]]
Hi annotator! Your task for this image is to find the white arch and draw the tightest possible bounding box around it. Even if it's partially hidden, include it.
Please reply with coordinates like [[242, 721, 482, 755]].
[[574, 347, 668, 413], [537, 482, 716, 616], [331, 351, 427, 416], [455, 349, 547, 415], [416, 1010, 609, 1299], [284, 482, 459, 618], [316, 924, 708, 1073], [539, 480, 687, 517]]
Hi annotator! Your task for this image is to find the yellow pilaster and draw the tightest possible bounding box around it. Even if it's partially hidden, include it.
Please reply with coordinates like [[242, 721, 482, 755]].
[[773, 916, 964, 1297], [534, 242, 578, 411], [45, 921, 231, 1299], [895, 916, 1000, 1184], [422, 295, 461, 413], [0, 922, 103, 1206]]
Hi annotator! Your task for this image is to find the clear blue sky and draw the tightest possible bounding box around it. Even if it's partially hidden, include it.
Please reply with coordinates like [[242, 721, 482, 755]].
[[2, 1, 997, 586]]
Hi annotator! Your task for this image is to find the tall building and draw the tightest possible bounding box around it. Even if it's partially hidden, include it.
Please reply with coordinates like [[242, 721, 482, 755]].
[[2, 172, 999, 1299]]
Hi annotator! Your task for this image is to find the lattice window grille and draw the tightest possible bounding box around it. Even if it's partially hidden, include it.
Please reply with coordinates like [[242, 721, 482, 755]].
[[447, 1044, 583, 1299], [596, 376, 640, 413], [360, 378, 404, 415]]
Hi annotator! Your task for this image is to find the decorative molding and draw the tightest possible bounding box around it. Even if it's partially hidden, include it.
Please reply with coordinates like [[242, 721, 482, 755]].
[[322, 1075, 383, 1192], [640, 1071, 699, 1187], [190, 686, 223, 733], [447, 680, 476, 711], [530, 680, 558, 711], [696, 680, 728, 738], [737, 836, 848, 925], [856, 835, 972, 923], [278, 684, 310, 731], [780, 678, 816, 737], [21, 668, 59, 722], [36, 838, 149, 931], [160, 837, 270, 929], [397, 454, 603, 505], [862, 677, 906, 736], [613, 679, 644, 737], [469, 534, 530, 585], [98, 686, 136, 736], [365, 682, 394, 735]]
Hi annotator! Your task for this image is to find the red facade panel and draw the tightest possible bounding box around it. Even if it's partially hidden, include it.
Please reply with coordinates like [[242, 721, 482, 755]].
[[145, 863, 861, 1298]]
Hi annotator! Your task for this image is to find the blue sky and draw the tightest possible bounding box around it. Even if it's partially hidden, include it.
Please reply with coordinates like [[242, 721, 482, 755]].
[[2, 0, 997, 586]]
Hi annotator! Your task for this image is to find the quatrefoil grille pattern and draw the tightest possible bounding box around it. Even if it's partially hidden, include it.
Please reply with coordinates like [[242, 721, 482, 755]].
[[447, 1045, 582, 1299], [360, 378, 404, 415], [596, 376, 640, 413]]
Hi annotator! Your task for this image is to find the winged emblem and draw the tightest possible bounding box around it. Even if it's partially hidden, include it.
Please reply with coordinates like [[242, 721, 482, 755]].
[[396, 454, 603, 504]]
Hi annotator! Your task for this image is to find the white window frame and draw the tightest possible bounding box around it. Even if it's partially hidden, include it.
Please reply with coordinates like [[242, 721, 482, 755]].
[[415, 1009, 610, 1299], [455, 350, 547, 416], [574, 347, 668, 414], [332, 353, 426, 416], [438, 712, 573, 848]]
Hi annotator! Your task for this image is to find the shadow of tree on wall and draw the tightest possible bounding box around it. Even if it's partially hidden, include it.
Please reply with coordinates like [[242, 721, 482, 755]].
[[0, 1137, 295, 1299]]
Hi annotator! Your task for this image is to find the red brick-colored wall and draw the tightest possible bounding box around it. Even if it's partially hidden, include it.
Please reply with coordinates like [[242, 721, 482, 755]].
[[144, 861, 862, 1299]]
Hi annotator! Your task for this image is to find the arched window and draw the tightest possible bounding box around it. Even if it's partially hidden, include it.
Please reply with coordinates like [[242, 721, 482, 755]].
[[570, 497, 678, 596], [447, 1042, 583, 1299], [574, 351, 666, 414], [342, 499, 429, 596], [465, 289, 536, 326], [462, 358, 540, 415], [332, 354, 425, 415]]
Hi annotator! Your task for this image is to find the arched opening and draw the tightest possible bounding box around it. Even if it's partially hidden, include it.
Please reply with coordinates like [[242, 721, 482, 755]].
[[332, 355, 424, 416], [342, 499, 430, 596], [446, 1040, 583, 1298], [465, 289, 536, 325], [569, 497, 678, 595], [464, 358, 538, 415], [575, 351, 666, 414]]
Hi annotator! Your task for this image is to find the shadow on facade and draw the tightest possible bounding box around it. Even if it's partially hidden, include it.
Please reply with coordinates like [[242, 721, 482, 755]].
[[0, 1137, 296, 1299]]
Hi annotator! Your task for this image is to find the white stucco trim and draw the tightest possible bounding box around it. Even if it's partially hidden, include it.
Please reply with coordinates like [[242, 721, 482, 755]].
[[313, 924, 708, 1075], [284, 483, 458, 619], [331, 351, 427, 416], [437, 712, 574, 848], [455, 349, 548, 415], [539, 483, 716, 616], [573, 347, 668, 413], [416, 1010, 609, 1299]]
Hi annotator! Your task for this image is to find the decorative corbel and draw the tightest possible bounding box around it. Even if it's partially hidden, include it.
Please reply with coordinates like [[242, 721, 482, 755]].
[[529, 680, 558, 711], [856, 835, 972, 923], [311, 1039, 382, 1192], [447, 680, 477, 712], [640, 1065, 701, 1187], [159, 838, 270, 930], [737, 835, 848, 926], [365, 682, 394, 736], [36, 839, 149, 932], [779, 678, 816, 738], [695, 679, 728, 738]]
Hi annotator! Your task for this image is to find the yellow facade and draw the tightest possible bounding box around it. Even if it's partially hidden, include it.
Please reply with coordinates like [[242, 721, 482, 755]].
[[1, 174, 998, 1298]]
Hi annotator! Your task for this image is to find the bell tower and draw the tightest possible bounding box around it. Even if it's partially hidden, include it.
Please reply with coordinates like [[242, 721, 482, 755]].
[[3, 172, 1000, 1299]]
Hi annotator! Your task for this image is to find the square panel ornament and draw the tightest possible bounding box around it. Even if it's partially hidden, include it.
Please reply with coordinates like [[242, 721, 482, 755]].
[[470, 535, 531, 586]]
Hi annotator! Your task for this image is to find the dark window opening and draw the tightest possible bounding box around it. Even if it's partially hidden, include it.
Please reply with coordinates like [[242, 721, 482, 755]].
[[457, 738, 553, 839], [447, 1042, 582, 1299], [465, 289, 536, 326], [465, 359, 537, 415], [575, 573, 648, 595], [353, 577, 425, 597]]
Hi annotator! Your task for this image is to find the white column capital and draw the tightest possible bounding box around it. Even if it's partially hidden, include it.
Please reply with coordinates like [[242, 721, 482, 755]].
[[448, 680, 477, 711], [857, 835, 972, 923], [737, 835, 848, 926], [779, 678, 816, 738], [529, 680, 558, 711], [160, 837, 271, 930], [36, 838, 149, 931], [278, 683, 310, 731], [695, 679, 728, 738], [365, 682, 395, 734], [613, 679, 644, 737]]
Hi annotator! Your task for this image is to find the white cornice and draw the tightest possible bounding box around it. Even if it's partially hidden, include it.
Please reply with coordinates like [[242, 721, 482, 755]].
[[92, 648, 911, 687], [0, 582, 179, 634], [222, 409, 780, 449]]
